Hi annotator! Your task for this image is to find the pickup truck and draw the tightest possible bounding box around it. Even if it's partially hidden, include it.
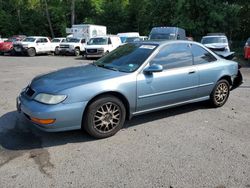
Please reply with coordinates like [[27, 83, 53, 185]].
[[13, 36, 53, 57], [51, 37, 66, 55], [58, 38, 85, 56]]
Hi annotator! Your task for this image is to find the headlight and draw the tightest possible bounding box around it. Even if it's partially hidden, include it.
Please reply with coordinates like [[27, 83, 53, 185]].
[[34, 93, 67, 104]]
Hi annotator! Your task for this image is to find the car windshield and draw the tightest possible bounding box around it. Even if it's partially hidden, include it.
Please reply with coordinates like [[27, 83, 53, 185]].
[[51, 39, 61, 43], [66, 38, 80, 43], [22, 37, 36, 42], [201, 37, 227, 44], [94, 43, 158, 73], [88, 37, 108, 45], [124, 37, 140, 43], [150, 33, 176, 40]]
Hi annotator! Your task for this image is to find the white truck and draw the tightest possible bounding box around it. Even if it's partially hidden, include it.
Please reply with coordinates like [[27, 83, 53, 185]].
[[60, 24, 107, 56], [84, 35, 122, 59], [51, 37, 66, 55], [13, 36, 53, 57]]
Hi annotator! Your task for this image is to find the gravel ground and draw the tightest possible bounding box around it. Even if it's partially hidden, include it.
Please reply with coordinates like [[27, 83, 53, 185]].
[[0, 55, 249, 188]]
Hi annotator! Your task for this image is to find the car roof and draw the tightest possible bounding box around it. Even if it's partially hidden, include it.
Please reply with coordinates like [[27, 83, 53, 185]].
[[202, 35, 227, 38], [26, 36, 49, 38], [134, 40, 199, 46]]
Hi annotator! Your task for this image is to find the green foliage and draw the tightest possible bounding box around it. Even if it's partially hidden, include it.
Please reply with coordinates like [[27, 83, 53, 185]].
[[0, 0, 248, 40]]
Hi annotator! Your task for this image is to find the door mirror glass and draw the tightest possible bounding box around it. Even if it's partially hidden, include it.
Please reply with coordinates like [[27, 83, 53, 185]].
[[144, 64, 163, 74]]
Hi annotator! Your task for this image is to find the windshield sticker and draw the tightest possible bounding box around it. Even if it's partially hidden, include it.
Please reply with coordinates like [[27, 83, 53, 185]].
[[139, 45, 156, 50]]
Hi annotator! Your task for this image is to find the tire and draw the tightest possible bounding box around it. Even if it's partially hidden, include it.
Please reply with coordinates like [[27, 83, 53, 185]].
[[210, 79, 230, 107], [74, 48, 80, 56], [54, 47, 60, 55], [83, 95, 126, 138], [27, 48, 36, 57]]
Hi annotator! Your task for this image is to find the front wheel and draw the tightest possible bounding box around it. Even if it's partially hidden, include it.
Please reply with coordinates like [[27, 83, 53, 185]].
[[54, 47, 60, 55], [27, 48, 36, 57], [74, 48, 80, 56], [83, 95, 126, 138], [210, 79, 230, 107]]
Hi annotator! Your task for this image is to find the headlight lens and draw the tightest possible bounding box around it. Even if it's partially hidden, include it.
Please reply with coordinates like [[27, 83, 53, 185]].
[[34, 93, 67, 104]]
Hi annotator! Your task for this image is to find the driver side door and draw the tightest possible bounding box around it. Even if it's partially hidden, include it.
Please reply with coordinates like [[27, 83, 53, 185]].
[[136, 43, 199, 113]]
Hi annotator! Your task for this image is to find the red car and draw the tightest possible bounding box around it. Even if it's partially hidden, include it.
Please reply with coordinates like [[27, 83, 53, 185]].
[[0, 35, 26, 55], [244, 37, 250, 60]]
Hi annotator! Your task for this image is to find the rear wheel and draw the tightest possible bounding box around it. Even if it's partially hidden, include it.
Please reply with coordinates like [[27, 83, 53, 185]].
[[83, 95, 126, 138], [210, 79, 230, 107], [27, 48, 36, 57]]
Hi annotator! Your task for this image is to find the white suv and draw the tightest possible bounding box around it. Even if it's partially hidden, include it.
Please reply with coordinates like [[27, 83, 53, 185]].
[[84, 35, 121, 59], [58, 38, 85, 56], [13, 36, 53, 57]]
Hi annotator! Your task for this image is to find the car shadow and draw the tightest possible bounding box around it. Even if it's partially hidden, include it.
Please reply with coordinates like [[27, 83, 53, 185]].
[[0, 101, 210, 152]]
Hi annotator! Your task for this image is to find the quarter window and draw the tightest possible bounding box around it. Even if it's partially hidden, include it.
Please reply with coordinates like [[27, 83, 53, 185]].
[[191, 44, 216, 65], [151, 43, 193, 69]]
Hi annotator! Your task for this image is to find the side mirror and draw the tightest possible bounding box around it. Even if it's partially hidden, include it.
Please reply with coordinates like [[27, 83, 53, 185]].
[[144, 64, 163, 74]]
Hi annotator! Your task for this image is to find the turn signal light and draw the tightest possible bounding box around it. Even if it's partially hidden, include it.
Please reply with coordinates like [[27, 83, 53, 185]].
[[31, 117, 55, 125]]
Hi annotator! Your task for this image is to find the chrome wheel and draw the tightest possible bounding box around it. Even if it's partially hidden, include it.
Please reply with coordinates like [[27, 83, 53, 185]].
[[93, 102, 121, 133], [214, 82, 229, 105]]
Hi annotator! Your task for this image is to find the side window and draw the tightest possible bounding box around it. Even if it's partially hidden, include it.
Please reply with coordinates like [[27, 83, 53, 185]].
[[108, 38, 112, 45], [191, 44, 217, 65], [151, 43, 193, 69], [36, 38, 42, 43], [62, 39, 66, 42], [81, 39, 85, 43], [42, 38, 48, 43]]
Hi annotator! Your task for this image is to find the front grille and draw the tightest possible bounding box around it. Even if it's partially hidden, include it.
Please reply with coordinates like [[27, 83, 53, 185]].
[[25, 87, 35, 97], [13, 44, 22, 48], [87, 49, 98, 53], [60, 44, 69, 48]]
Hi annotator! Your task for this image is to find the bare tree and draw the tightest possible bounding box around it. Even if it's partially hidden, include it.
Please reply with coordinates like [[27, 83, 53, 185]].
[[71, 0, 75, 26], [44, 0, 54, 38]]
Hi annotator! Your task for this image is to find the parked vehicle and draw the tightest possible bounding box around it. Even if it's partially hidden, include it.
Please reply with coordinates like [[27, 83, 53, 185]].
[[124, 36, 148, 43], [84, 35, 122, 58], [117, 32, 140, 43], [13, 36, 53, 57], [66, 24, 107, 42], [201, 33, 230, 52], [51, 37, 66, 55], [0, 35, 26, 55], [149, 27, 186, 40], [201, 33, 235, 59], [17, 40, 242, 138], [244, 37, 250, 60], [58, 37, 86, 56]]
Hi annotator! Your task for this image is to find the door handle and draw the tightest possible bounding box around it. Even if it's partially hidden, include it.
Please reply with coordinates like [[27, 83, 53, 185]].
[[188, 69, 196, 74]]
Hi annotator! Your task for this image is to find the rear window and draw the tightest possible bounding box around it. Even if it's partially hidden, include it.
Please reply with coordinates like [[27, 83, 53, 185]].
[[23, 37, 36, 42], [201, 37, 228, 44]]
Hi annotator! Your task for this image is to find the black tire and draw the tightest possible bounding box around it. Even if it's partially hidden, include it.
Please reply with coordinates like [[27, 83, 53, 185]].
[[83, 95, 126, 138], [27, 48, 36, 57], [54, 47, 60, 55], [210, 79, 230, 107], [10, 49, 15, 56], [74, 48, 80, 56]]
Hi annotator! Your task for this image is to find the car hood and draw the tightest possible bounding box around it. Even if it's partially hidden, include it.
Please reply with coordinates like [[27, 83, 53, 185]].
[[30, 64, 126, 93], [21, 42, 34, 45], [0, 42, 13, 50], [85, 45, 107, 49]]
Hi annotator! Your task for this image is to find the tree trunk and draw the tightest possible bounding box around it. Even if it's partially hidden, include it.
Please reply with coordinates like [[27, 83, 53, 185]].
[[44, 0, 54, 38], [71, 0, 75, 26]]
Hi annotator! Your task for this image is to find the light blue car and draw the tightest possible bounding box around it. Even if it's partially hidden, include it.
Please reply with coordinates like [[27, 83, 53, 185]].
[[17, 41, 242, 138]]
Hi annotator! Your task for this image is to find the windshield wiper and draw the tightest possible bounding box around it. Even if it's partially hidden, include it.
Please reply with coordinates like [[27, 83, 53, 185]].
[[96, 64, 119, 71]]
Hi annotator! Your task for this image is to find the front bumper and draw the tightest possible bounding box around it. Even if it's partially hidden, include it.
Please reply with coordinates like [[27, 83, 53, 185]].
[[17, 94, 87, 132], [58, 48, 75, 54]]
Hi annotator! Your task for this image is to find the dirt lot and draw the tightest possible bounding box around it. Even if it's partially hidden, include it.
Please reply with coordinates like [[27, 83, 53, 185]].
[[0, 55, 249, 188]]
